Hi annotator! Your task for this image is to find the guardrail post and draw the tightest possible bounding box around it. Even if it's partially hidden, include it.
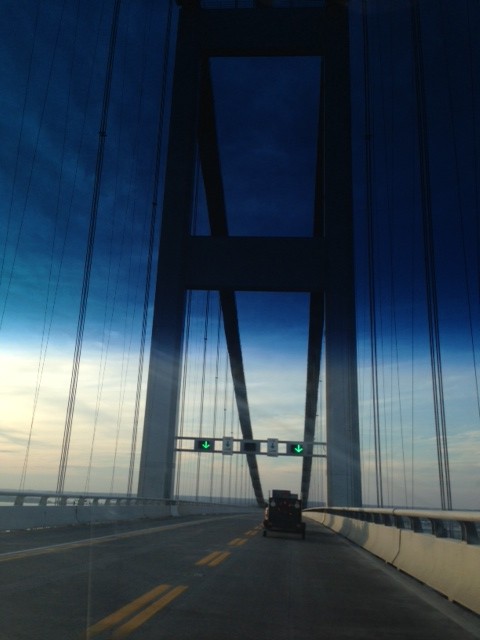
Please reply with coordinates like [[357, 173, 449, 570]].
[[409, 516, 423, 532], [461, 521, 479, 544], [431, 519, 447, 538]]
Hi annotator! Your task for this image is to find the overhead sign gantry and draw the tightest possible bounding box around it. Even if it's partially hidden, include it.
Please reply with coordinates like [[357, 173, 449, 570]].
[[178, 437, 326, 458]]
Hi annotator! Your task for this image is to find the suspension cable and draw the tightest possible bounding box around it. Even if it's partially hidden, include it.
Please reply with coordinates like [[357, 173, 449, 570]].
[[128, 0, 174, 495], [377, 0, 409, 506], [19, 0, 73, 490], [454, 0, 480, 422], [20, 1, 107, 490], [208, 296, 222, 501], [219, 345, 230, 503], [57, 0, 121, 494], [411, 0, 452, 510], [85, 72, 126, 492], [175, 290, 193, 498], [362, 0, 383, 506], [195, 291, 210, 501], [228, 385, 235, 501], [0, 2, 41, 325], [108, 0, 161, 495]]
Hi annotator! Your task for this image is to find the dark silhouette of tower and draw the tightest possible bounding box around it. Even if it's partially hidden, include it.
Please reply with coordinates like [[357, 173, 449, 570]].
[[138, 1, 361, 508]]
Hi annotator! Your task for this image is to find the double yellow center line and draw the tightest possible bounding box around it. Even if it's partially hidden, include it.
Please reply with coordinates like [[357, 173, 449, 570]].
[[196, 527, 260, 562], [84, 584, 188, 639], [228, 537, 247, 547], [195, 549, 231, 567], [84, 525, 260, 638]]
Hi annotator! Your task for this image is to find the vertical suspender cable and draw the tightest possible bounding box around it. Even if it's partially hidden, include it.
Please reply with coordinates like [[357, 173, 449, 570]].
[[209, 296, 222, 501], [362, 0, 383, 506], [228, 388, 235, 501], [174, 290, 193, 499], [195, 291, 210, 501], [0, 3, 41, 326], [127, 0, 174, 496], [461, 0, 480, 421], [411, 0, 452, 510], [219, 348, 229, 503], [377, 1, 409, 506], [56, 0, 121, 494], [19, 0, 70, 490]]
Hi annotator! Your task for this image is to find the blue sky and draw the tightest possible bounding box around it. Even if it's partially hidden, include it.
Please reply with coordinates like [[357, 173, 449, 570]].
[[1, 0, 480, 508]]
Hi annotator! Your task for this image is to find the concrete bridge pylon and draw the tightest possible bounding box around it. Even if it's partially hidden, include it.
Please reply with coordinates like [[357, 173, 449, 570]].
[[138, 1, 362, 508]]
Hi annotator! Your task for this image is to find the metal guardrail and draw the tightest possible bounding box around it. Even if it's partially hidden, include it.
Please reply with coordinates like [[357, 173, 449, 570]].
[[0, 490, 258, 531], [305, 506, 480, 544], [0, 490, 255, 507], [0, 490, 164, 508], [303, 506, 480, 616]]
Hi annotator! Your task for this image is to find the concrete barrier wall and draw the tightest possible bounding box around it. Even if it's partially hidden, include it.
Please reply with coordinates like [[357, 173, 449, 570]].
[[175, 502, 252, 517], [303, 511, 480, 615], [319, 511, 401, 564], [0, 504, 169, 530], [394, 530, 480, 615], [0, 501, 256, 532]]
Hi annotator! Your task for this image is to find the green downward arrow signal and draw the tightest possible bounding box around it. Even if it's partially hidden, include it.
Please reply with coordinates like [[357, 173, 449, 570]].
[[294, 444, 303, 454], [201, 441, 211, 450]]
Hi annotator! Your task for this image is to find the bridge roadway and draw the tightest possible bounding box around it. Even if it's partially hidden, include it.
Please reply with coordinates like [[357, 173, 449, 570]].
[[1, 513, 479, 639]]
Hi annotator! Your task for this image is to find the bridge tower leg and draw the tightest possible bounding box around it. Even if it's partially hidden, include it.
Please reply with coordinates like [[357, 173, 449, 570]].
[[136, 12, 200, 500], [137, 1, 361, 507], [323, 4, 362, 507]]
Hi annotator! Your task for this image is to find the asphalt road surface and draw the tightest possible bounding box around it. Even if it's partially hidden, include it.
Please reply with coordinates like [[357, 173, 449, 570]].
[[0, 513, 479, 639]]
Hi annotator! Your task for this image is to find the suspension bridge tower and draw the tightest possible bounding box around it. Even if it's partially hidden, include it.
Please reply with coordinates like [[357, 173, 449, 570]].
[[137, 0, 361, 508]]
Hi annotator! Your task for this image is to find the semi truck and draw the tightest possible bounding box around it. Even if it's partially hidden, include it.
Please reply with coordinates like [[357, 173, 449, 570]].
[[263, 489, 306, 539]]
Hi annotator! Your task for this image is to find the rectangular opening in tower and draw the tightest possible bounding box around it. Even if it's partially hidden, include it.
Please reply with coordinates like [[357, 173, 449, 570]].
[[192, 56, 321, 238]]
